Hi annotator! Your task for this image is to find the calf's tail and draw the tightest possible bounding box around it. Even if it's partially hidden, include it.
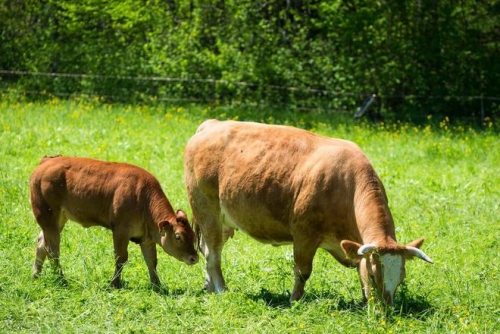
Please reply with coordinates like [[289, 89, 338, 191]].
[[40, 155, 63, 164]]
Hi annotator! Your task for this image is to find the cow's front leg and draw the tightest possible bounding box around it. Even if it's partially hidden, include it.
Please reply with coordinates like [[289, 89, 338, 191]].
[[357, 258, 371, 304], [140, 241, 160, 290], [111, 232, 129, 288], [291, 237, 319, 301]]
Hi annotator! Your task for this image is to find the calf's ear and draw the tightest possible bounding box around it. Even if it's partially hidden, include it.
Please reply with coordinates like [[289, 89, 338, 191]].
[[175, 210, 189, 223], [341, 240, 363, 260], [158, 221, 172, 232]]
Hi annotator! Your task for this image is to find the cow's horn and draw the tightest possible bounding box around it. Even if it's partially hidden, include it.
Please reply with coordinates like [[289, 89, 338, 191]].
[[357, 243, 377, 255], [406, 246, 434, 263]]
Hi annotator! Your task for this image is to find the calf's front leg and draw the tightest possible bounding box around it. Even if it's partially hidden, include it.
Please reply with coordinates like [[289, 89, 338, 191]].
[[111, 232, 129, 288], [140, 242, 160, 290]]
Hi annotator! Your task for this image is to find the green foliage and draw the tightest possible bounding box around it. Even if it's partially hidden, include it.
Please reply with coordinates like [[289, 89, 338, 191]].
[[1, 0, 499, 120], [0, 98, 499, 332]]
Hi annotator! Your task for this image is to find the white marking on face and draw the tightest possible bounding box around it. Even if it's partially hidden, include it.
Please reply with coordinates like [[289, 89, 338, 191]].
[[381, 254, 404, 301]]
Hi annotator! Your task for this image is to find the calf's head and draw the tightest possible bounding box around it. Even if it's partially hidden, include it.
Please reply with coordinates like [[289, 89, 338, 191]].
[[158, 210, 199, 265], [341, 237, 433, 306]]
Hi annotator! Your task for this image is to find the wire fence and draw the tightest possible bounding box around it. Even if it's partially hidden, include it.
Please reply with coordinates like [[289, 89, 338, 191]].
[[1, 69, 498, 122]]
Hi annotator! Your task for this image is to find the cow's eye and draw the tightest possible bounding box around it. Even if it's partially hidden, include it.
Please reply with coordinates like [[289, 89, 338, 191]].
[[175, 233, 182, 241]]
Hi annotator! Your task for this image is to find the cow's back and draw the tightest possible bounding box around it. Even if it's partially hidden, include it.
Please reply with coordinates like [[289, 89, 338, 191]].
[[184, 120, 371, 244]]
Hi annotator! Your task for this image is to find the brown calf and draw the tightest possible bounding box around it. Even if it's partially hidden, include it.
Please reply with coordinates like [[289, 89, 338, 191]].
[[30, 156, 198, 288]]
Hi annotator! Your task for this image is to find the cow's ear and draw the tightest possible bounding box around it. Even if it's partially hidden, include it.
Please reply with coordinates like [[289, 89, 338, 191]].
[[406, 237, 425, 249], [341, 240, 363, 260], [405, 237, 433, 263]]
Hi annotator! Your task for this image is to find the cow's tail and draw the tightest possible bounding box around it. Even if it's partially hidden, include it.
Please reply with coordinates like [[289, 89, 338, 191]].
[[193, 220, 203, 253], [195, 119, 219, 133]]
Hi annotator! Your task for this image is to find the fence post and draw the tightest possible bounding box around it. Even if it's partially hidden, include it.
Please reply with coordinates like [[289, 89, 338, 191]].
[[354, 94, 376, 118]]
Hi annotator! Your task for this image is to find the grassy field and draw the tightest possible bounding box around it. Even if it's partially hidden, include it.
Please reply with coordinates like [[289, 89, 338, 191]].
[[0, 97, 498, 333]]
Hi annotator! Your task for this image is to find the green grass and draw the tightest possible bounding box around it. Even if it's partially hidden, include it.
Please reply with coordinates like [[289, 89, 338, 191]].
[[0, 96, 498, 333]]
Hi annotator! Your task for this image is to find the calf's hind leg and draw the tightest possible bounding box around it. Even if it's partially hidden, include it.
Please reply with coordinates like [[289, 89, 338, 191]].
[[32, 208, 66, 281], [32, 231, 48, 278]]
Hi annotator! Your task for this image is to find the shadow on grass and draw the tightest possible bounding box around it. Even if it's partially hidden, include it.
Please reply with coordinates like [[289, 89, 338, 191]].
[[153, 285, 208, 298], [32, 273, 71, 289], [395, 289, 435, 319], [246, 288, 290, 308], [246, 288, 364, 311], [246, 287, 435, 318]]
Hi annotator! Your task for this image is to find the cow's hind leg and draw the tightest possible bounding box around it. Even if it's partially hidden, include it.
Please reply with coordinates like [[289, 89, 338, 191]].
[[195, 211, 229, 294], [290, 235, 320, 302], [200, 231, 226, 294], [190, 190, 227, 294]]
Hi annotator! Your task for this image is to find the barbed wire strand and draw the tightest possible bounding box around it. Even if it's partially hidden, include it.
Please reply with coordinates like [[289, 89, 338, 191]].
[[11, 69, 498, 100], [1, 70, 498, 121]]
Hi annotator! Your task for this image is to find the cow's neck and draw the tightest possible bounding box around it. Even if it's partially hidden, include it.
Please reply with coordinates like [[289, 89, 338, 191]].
[[354, 189, 398, 246]]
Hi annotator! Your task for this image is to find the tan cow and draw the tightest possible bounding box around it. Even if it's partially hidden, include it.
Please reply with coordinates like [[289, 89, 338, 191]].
[[30, 156, 199, 288], [184, 119, 433, 305]]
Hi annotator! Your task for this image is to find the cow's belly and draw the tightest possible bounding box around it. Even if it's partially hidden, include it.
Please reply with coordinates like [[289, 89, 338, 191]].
[[220, 203, 293, 245]]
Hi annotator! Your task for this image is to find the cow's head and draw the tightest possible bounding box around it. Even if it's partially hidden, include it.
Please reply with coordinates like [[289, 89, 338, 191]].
[[341, 237, 433, 306], [158, 210, 199, 265]]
